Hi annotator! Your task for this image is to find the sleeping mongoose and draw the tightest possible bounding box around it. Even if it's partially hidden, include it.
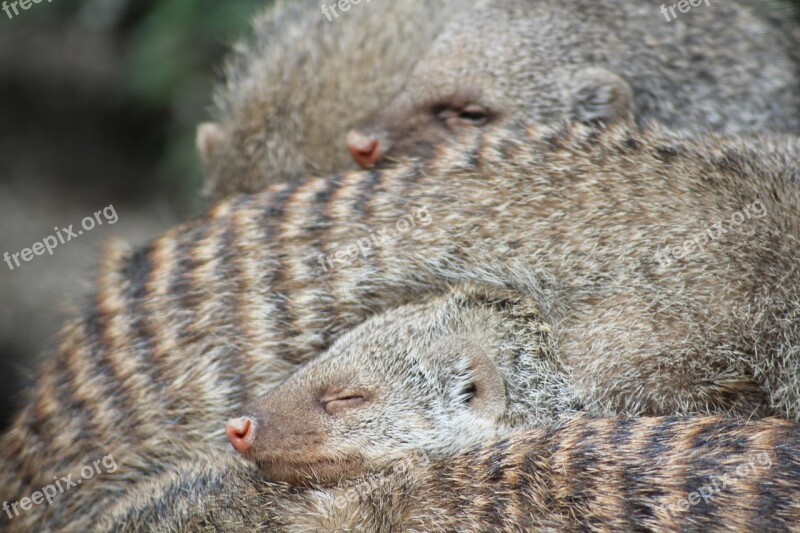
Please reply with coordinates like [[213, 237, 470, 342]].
[[345, 0, 800, 168]]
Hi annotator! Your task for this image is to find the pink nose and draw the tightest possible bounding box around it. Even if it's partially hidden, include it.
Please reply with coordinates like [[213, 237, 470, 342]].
[[346, 129, 382, 168], [226, 416, 254, 454]]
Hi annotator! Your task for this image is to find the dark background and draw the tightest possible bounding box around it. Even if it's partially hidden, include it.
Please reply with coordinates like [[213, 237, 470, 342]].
[[1, 0, 799, 432], [0, 0, 268, 430]]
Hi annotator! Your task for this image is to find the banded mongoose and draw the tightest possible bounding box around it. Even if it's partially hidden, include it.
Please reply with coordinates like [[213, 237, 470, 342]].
[[345, 0, 800, 167], [1, 285, 563, 529], [4, 122, 800, 528], [224, 286, 580, 485], [98, 417, 800, 532], [198, 0, 459, 201]]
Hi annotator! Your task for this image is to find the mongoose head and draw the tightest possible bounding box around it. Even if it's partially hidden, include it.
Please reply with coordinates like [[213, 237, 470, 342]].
[[227, 335, 506, 485], [197, 0, 458, 200], [345, 2, 635, 168], [226, 286, 579, 485]]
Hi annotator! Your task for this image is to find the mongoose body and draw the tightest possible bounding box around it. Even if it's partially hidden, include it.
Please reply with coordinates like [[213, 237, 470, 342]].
[[99, 417, 800, 532], [199, 0, 458, 200], [346, 0, 800, 167], [4, 123, 800, 528]]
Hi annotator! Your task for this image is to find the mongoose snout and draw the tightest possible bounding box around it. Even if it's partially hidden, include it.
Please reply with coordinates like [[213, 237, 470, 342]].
[[225, 416, 255, 454], [226, 386, 372, 458], [346, 129, 383, 168], [346, 86, 494, 169], [226, 382, 379, 485]]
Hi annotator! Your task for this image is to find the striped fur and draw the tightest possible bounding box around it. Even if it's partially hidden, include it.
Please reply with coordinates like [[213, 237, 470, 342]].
[[3, 122, 800, 528], [96, 416, 800, 532]]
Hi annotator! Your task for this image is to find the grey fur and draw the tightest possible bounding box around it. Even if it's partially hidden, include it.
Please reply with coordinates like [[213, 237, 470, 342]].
[[349, 0, 800, 165], [200, 0, 458, 200]]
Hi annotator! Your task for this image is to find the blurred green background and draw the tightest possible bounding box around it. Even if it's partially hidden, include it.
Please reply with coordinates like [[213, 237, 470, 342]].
[[0, 0, 270, 205]]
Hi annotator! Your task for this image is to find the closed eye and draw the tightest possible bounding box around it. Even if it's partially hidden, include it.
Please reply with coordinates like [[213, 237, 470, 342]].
[[321, 392, 368, 415], [458, 108, 489, 125], [435, 104, 491, 128]]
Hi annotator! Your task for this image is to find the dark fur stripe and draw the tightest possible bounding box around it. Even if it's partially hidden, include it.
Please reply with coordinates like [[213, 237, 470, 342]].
[[681, 418, 726, 527], [336, 170, 392, 323], [751, 424, 794, 531], [83, 308, 139, 434], [171, 223, 206, 341], [263, 181, 305, 364], [483, 438, 511, 527], [643, 416, 678, 465], [308, 175, 344, 348], [642, 417, 681, 526], [223, 195, 255, 403], [122, 245, 154, 295], [51, 346, 96, 466], [215, 219, 246, 395], [354, 170, 381, 220], [26, 371, 52, 444], [613, 418, 656, 530], [397, 164, 427, 218], [309, 174, 344, 237], [121, 245, 166, 390], [565, 423, 601, 525], [514, 431, 553, 529], [316, 174, 344, 229], [95, 247, 168, 434]]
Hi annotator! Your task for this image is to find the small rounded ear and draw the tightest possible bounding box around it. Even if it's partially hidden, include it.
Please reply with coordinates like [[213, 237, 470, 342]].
[[430, 336, 507, 420], [568, 67, 634, 126], [196, 122, 225, 168]]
